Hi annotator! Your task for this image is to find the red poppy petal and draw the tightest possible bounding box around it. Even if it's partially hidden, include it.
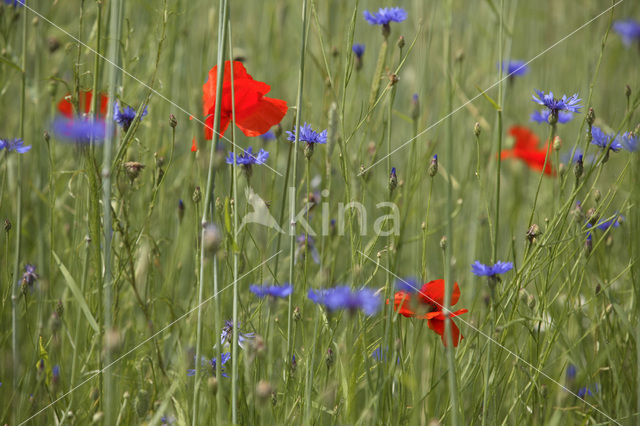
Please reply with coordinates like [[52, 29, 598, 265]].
[[428, 317, 463, 347], [204, 113, 231, 140], [387, 291, 416, 317], [509, 125, 540, 151], [57, 96, 74, 118], [236, 97, 288, 137], [191, 137, 198, 152], [418, 279, 460, 307]]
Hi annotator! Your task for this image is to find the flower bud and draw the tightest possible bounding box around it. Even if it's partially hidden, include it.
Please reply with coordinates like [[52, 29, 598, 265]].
[[526, 224, 541, 243], [397, 35, 405, 49], [293, 306, 301, 322], [574, 155, 584, 181], [192, 186, 202, 204], [547, 110, 558, 125], [326, 347, 334, 369], [203, 223, 222, 254], [4, 218, 11, 232], [43, 130, 50, 143], [587, 108, 595, 127], [410, 93, 419, 121], [123, 161, 145, 183], [625, 84, 631, 100], [552, 136, 562, 151], [428, 154, 438, 177], [256, 380, 273, 404], [169, 114, 177, 128], [439, 236, 447, 250], [474, 122, 481, 137], [389, 167, 398, 192]]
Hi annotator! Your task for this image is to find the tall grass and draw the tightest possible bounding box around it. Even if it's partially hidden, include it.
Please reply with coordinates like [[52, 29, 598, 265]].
[[0, 0, 639, 424]]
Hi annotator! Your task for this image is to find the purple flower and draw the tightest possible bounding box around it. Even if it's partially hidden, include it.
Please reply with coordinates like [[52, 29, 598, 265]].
[[395, 276, 418, 293], [295, 234, 320, 264], [612, 19, 640, 46], [225, 146, 269, 165], [52, 117, 106, 143], [259, 130, 276, 141], [113, 100, 148, 132], [577, 383, 600, 399], [590, 126, 623, 152], [532, 90, 583, 114], [619, 131, 639, 152], [220, 320, 254, 349], [363, 7, 407, 25], [249, 283, 293, 299], [2, 0, 25, 7], [500, 60, 528, 77], [471, 260, 513, 277], [592, 214, 623, 231], [187, 352, 231, 377], [308, 285, 381, 316], [0, 138, 31, 153], [21, 264, 38, 287], [286, 123, 327, 144], [530, 109, 573, 124], [352, 43, 365, 59], [566, 364, 577, 380]]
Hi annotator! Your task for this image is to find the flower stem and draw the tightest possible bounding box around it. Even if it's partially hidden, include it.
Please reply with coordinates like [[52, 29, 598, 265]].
[[192, 1, 228, 424], [287, 0, 309, 371], [443, 0, 460, 424]]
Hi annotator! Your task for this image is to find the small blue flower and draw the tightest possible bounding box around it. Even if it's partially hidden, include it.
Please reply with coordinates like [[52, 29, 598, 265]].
[[395, 276, 418, 293], [577, 383, 600, 399], [590, 126, 623, 152], [530, 109, 573, 124], [471, 260, 514, 277], [619, 131, 639, 152], [612, 19, 640, 46], [308, 285, 381, 316], [187, 352, 231, 377], [259, 130, 276, 141], [286, 123, 327, 144], [220, 320, 254, 349], [363, 7, 407, 26], [592, 214, 623, 231], [52, 117, 106, 143], [225, 146, 269, 166], [352, 43, 365, 59], [500, 60, 528, 77], [566, 364, 577, 381], [249, 283, 293, 299], [295, 234, 320, 264], [0, 138, 31, 153], [2, 0, 25, 7], [532, 90, 583, 114], [21, 264, 38, 287], [113, 100, 148, 131]]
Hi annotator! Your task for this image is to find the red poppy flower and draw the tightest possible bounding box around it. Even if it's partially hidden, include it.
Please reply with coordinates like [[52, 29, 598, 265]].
[[202, 61, 287, 139], [57, 90, 109, 119], [500, 125, 554, 175], [387, 279, 468, 347]]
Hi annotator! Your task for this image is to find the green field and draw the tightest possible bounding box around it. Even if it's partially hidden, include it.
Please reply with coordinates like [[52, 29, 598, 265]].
[[1, 0, 639, 424]]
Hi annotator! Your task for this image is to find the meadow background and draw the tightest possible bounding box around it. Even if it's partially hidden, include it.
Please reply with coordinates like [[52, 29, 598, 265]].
[[1, 0, 639, 424]]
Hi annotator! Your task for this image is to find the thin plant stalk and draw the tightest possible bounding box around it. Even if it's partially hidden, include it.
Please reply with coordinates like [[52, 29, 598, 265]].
[[11, 1, 27, 421], [192, 0, 228, 423], [443, 0, 460, 424], [287, 0, 309, 367], [102, 0, 123, 421]]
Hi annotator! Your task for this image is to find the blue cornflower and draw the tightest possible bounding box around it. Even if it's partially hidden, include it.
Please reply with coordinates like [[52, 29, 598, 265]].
[[530, 109, 573, 125], [566, 364, 577, 381], [249, 283, 293, 299], [532, 90, 583, 114], [363, 7, 407, 26], [220, 320, 254, 349], [21, 264, 38, 287], [500, 60, 528, 77], [52, 117, 106, 143], [560, 148, 595, 166], [394, 276, 418, 293], [113, 100, 148, 132], [352, 43, 365, 59], [612, 19, 640, 46], [577, 383, 600, 399], [187, 352, 231, 377], [308, 285, 381, 316], [2, 0, 25, 6], [471, 260, 513, 277], [590, 126, 623, 152], [259, 130, 276, 141], [225, 146, 269, 166], [593, 214, 623, 231], [0, 138, 31, 154], [295, 234, 320, 264], [286, 123, 327, 145], [619, 131, 639, 152]]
